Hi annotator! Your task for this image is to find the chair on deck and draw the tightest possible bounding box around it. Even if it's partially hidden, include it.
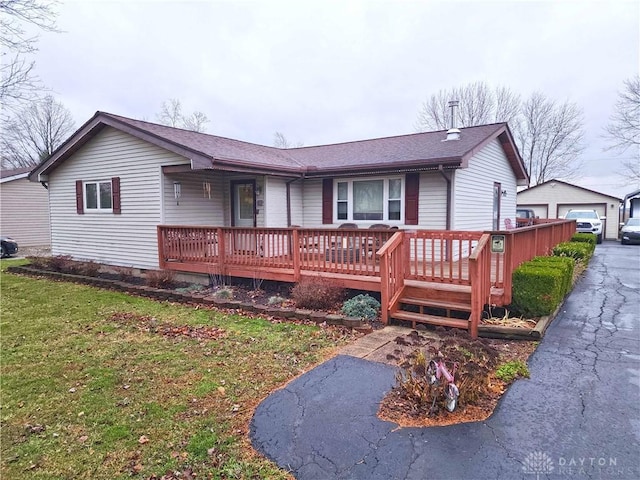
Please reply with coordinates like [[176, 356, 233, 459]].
[[504, 218, 515, 230]]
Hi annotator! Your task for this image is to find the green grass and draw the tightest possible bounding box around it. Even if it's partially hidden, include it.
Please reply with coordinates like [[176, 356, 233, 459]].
[[1, 259, 352, 479]]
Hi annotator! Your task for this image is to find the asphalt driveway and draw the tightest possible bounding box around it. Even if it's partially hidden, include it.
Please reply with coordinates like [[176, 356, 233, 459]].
[[251, 242, 640, 479]]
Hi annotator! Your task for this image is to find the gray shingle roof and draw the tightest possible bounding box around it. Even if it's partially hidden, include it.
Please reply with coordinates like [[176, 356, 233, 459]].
[[0, 167, 32, 179], [30, 111, 527, 181], [286, 124, 507, 172]]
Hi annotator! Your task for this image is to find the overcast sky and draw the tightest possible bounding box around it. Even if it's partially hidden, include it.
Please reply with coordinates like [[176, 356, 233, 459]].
[[29, 0, 639, 197]]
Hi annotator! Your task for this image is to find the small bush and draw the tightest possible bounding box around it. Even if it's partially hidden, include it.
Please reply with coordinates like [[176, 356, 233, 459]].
[[495, 361, 530, 383], [74, 261, 101, 277], [267, 295, 287, 306], [145, 269, 176, 288], [552, 241, 593, 261], [511, 264, 565, 317], [46, 255, 75, 272], [342, 294, 381, 320], [290, 278, 345, 310], [571, 233, 596, 245], [26, 256, 50, 269], [530, 256, 575, 296], [213, 287, 234, 299]]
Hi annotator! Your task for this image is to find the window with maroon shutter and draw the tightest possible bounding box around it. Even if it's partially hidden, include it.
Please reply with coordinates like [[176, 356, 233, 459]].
[[404, 172, 419, 225], [322, 178, 333, 224], [76, 180, 84, 214], [79, 178, 120, 213], [112, 177, 121, 214]]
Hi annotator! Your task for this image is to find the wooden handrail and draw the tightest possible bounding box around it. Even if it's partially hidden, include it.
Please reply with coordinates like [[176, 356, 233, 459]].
[[378, 230, 405, 324], [468, 233, 492, 338]]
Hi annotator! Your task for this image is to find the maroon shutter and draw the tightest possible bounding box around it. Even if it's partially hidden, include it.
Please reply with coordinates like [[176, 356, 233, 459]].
[[76, 180, 84, 214], [405, 172, 419, 225], [112, 177, 121, 214], [322, 178, 333, 224]]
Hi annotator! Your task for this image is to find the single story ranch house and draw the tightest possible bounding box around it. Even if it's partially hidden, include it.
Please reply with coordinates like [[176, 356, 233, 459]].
[[29, 112, 574, 337]]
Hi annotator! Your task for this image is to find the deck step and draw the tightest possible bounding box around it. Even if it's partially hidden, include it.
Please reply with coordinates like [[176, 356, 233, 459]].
[[398, 296, 472, 312], [391, 311, 470, 329]]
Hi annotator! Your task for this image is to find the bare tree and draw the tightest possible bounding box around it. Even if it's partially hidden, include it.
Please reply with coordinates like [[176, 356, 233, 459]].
[[1, 95, 75, 168], [155, 98, 209, 132], [415, 82, 521, 131], [273, 131, 303, 148], [516, 92, 585, 185], [416, 83, 585, 186], [0, 0, 59, 113], [182, 111, 209, 133], [603, 76, 640, 184]]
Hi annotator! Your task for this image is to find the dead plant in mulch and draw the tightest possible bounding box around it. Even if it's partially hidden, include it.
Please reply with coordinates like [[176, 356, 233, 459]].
[[108, 312, 226, 341], [379, 327, 534, 426]]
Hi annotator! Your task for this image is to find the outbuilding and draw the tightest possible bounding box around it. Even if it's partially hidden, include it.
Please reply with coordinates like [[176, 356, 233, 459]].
[[0, 167, 51, 248], [517, 179, 621, 241]]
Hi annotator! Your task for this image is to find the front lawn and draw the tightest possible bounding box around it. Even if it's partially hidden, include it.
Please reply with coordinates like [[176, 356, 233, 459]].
[[0, 260, 354, 479]]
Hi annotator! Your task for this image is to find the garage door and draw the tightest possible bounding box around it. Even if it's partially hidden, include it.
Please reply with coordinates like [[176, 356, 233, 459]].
[[558, 203, 613, 239]]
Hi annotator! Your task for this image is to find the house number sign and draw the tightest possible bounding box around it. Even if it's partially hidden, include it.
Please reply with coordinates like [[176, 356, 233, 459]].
[[491, 234, 505, 253]]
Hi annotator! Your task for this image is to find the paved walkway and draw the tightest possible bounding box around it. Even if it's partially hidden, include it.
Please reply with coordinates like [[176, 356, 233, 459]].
[[250, 242, 640, 479]]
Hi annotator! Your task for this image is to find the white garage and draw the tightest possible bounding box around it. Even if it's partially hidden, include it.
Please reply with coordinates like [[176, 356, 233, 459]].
[[517, 179, 622, 240]]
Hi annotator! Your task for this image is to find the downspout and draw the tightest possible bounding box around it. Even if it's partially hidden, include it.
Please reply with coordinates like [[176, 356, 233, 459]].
[[439, 165, 453, 262], [438, 165, 452, 230]]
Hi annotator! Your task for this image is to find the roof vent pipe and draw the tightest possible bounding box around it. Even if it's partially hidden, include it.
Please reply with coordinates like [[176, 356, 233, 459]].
[[445, 100, 461, 141]]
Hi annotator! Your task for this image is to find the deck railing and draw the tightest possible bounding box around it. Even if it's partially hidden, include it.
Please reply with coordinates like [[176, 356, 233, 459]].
[[157, 225, 396, 278], [487, 218, 576, 303], [158, 220, 575, 310], [405, 230, 483, 284]]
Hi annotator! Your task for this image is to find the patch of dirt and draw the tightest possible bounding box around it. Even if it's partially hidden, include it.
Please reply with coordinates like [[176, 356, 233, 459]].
[[376, 327, 537, 427], [108, 312, 226, 341]]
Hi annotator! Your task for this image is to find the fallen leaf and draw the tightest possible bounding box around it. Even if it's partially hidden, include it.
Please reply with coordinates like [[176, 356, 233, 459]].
[[79, 435, 88, 443], [69, 387, 76, 393], [138, 435, 149, 444], [217, 386, 226, 395]]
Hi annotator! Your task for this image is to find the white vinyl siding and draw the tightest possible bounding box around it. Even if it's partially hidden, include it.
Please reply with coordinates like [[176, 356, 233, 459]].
[[452, 139, 517, 231], [0, 177, 51, 247], [301, 178, 324, 227], [162, 174, 225, 226], [517, 181, 621, 239], [416, 172, 447, 229], [48, 127, 190, 269], [264, 176, 288, 227], [289, 181, 304, 226]]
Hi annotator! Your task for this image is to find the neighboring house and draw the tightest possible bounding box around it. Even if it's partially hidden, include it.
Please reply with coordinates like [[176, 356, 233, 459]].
[[0, 167, 51, 248], [623, 188, 640, 220], [29, 111, 528, 270], [517, 179, 622, 240]]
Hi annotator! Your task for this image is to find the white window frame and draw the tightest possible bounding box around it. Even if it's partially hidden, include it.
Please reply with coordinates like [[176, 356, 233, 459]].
[[333, 176, 404, 224], [84, 180, 113, 213]]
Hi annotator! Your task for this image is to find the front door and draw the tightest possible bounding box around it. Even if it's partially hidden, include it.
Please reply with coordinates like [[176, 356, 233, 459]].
[[231, 180, 256, 227]]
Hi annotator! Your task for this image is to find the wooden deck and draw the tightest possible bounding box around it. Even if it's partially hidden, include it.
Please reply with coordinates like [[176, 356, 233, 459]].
[[157, 220, 576, 338]]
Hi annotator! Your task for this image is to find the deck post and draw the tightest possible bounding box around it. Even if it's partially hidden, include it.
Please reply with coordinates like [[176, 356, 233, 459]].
[[292, 228, 301, 282], [503, 232, 514, 305], [217, 228, 225, 274]]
